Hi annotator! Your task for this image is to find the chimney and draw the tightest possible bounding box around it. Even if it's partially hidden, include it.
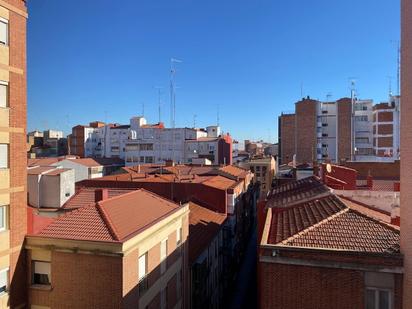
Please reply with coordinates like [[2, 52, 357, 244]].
[[166, 159, 175, 167], [95, 188, 109, 202], [401, 0, 412, 307]]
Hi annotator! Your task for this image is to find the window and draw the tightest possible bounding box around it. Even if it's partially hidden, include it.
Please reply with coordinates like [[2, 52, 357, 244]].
[[176, 227, 182, 246], [138, 253, 148, 294], [0, 205, 7, 232], [0, 83, 7, 108], [355, 115, 368, 122], [0, 144, 8, 168], [366, 288, 392, 309], [0, 19, 8, 45], [0, 268, 8, 294], [32, 261, 51, 285], [160, 238, 168, 274]]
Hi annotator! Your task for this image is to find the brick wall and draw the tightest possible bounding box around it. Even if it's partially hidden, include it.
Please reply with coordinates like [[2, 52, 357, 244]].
[[29, 252, 123, 309], [7, 1, 28, 307], [337, 98, 352, 161], [401, 0, 412, 307], [343, 161, 400, 179], [278, 114, 296, 164], [295, 99, 317, 163]]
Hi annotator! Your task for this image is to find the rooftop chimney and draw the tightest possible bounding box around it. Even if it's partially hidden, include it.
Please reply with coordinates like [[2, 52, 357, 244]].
[[165, 159, 175, 167], [95, 188, 109, 203], [401, 0, 412, 307]]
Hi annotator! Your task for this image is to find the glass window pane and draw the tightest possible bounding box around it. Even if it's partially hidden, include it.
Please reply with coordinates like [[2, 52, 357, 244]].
[[0, 21, 7, 45], [0, 206, 4, 230], [0, 84, 6, 108], [0, 144, 7, 168], [366, 289, 376, 309], [379, 290, 390, 309]]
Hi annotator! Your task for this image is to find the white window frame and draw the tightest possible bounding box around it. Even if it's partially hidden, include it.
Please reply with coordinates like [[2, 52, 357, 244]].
[[0, 144, 7, 169], [0, 18, 8, 46], [176, 227, 182, 246], [0, 81, 8, 109], [138, 252, 147, 281], [0, 268, 8, 294], [32, 260, 51, 286], [0, 205, 7, 232], [366, 287, 392, 309]]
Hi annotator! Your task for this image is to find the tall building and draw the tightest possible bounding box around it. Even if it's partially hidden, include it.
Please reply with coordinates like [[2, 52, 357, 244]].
[[278, 96, 400, 165], [0, 1, 28, 308], [401, 0, 412, 307]]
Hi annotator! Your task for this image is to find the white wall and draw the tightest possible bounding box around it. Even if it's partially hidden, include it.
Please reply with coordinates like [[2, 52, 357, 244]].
[[52, 160, 89, 182]]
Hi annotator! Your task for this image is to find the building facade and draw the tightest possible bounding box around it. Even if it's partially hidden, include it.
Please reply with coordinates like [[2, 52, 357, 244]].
[[69, 117, 233, 166], [278, 95, 400, 164], [0, 1, 27, 308], [401, 0, 412, 307], [26, 189, 190, 309]]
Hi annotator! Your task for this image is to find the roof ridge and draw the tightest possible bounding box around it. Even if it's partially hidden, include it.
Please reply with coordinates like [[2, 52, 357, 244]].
[[96, 202, 120, 241], [280, 207, 350, 245]]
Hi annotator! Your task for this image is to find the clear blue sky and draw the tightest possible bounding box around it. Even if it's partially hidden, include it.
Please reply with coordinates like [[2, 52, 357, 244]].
[[27, 0, 400, 143]]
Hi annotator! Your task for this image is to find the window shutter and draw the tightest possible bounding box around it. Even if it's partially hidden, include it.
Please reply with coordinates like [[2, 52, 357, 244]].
[[138, 254, 146, 281], [34, 261, 51, 276]]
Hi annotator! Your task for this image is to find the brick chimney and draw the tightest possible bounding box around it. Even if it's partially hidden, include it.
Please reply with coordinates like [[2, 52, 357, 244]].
[[401, 0, 412, 307], [95, 188, 109, 202]]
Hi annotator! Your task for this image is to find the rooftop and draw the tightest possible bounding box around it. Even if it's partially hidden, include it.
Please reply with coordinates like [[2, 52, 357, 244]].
[[264, 177, 400, 254], [188, 202, 227, 264], [35, 189, 182, 243]]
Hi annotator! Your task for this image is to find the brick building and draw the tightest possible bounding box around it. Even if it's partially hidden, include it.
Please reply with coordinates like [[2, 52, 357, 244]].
[[26, 189, 189, 309], [258, 177, 403, 309], [401, 0, 412, 307], [77, 164, 259, 291], [0, 1, 27, 308], [278, 95, 401, 165]]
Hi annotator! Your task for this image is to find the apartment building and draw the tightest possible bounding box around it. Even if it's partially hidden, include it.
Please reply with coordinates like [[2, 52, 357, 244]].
[[245, 156, 276, 196], [26, 189, 189, 309], [278, 95, 400, 164], [27, 129, 67, 158], [77, 164, 258, 290], [258, 177, 403, 309], [69, 117, 233, 166], [188, 202, 227, 309], [373, 96, 401, 159], [0, 1, 27, 308]]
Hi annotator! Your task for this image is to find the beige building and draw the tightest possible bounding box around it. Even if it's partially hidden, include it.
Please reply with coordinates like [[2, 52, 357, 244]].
[[26, 189, 189, 309], [246, 157, 276, 196], [0, 1, 28, 308]]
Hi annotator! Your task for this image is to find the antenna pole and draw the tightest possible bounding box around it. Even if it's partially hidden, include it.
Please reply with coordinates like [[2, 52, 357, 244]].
[[217, 105, 220, 126], [397, 41, 401, 96]]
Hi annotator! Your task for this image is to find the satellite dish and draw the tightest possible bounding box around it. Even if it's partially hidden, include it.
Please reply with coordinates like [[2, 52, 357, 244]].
[[326, 164, 332, 173]]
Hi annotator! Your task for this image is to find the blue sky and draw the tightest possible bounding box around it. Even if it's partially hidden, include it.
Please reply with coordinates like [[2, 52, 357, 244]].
[[27, 0, 400, 143]]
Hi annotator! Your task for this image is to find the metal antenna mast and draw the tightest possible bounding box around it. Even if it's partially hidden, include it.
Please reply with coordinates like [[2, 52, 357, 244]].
[[155, 86, 163, 123], [170, 58, 182, 129], [397, 41, 401, 95], [217, 105, 220, 126], [193, 114, 197, 128]]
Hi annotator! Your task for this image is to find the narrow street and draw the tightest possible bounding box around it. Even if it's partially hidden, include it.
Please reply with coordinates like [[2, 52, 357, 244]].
[[229, 230, 258, 309]]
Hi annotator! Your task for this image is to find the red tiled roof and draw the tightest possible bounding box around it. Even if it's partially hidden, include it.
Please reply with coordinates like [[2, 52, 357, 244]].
[[218, 165, 248, 178], [66, 158, 101, 167], [62, 188, 136, 210], [269, 194, 346, 244], [43, 168, 72, 176], [266, 176, 330, 208], [37, 204, 116, 242], [201, 175, 237, 190], [27, 166, 56, 175], [36, 189, 181, 242], [188, 202, 226, 264], [266, 179, 400, 254], [28, 157, 60, 167], [280, 208, 399, 253]]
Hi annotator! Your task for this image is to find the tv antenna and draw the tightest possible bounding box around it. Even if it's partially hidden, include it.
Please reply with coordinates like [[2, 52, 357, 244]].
[[155, 86, 163, 123], [170, 58, 182, 129]]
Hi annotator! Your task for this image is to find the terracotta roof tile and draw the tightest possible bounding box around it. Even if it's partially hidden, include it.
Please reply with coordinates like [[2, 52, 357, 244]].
[[188, 202, 226, 264], [36, 189, 181, 243], [62, 188, 136, 210]]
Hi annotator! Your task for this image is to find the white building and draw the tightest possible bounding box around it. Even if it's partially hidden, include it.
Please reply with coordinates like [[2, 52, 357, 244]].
[[75, 117, 232, 166]]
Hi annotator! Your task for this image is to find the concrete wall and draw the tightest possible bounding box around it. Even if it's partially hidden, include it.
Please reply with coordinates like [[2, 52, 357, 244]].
[[52, 160, 89, 182]]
